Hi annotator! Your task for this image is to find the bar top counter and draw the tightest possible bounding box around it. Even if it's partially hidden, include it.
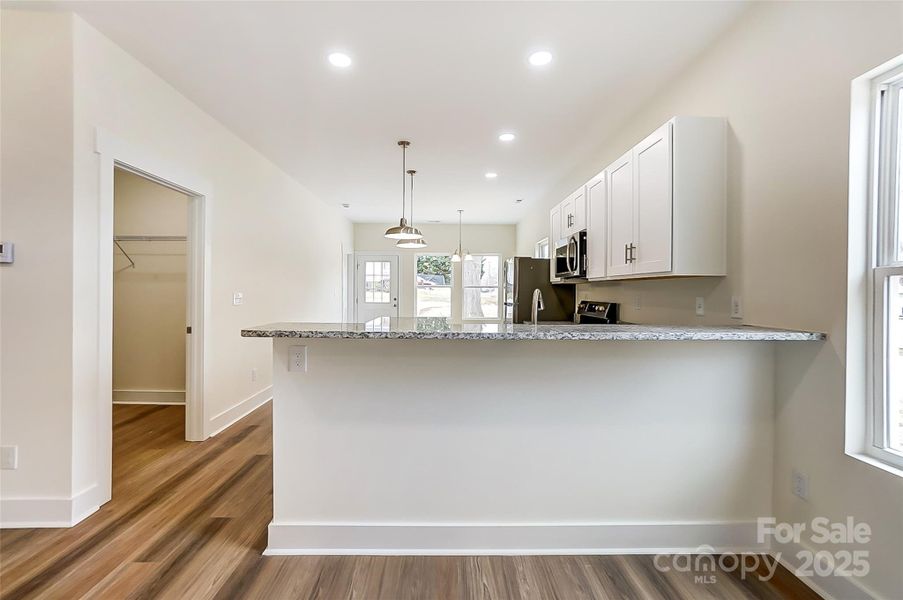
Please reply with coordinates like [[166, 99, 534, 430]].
[[241, 318, 825, 342]]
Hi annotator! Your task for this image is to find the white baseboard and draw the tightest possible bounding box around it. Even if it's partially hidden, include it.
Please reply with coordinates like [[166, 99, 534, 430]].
[[264, 521, 767, 556], [206, 386, 272, 438], [112, 389, 185, 404], [772, 541, 875, 600], [1, 485, 100, 529]]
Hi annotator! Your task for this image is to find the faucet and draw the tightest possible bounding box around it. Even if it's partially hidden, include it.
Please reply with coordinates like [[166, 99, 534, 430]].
[[531, 288, 545, 325]]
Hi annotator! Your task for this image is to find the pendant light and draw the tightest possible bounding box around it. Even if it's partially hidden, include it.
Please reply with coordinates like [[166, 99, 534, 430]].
[[396, 170, 427, 248], [384, 141, 423, 240], [451, 209, 470, 262]]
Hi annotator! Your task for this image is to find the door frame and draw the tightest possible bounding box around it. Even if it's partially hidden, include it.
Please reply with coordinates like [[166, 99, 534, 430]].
[[352, 252, 400, 321], [96, 128, 212, 501]]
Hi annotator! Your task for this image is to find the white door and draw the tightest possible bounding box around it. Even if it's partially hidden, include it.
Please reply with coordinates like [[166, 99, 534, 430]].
[[355, 255, 399, 322], [633, 122, 672, 275], [606, 151, 634, 277], [585, 172, 606, 279]]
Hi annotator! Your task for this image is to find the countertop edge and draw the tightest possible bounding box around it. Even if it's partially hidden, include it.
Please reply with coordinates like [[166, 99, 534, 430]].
[[240, 329, 826, 342]]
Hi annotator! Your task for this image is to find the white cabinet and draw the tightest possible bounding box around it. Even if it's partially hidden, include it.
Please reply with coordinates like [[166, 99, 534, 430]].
[[560, 187, 585, 237], [632, 123, 672, 275], [585, 171, 607, 280], [603, 116, 725, 279], [605, 151, 634, 277]]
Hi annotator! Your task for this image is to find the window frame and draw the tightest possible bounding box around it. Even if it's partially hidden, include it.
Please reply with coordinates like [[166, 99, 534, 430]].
[[461, 253, 503, 322], [414, 252, 453, 318], [534, 237, 550, 259], [866, 64, 903, 470]]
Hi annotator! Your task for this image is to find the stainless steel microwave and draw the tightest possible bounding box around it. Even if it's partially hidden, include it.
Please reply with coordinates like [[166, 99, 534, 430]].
[[554, 231, 586, 279]]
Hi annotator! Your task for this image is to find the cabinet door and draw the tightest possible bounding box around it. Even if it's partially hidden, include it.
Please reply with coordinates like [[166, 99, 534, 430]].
[[606, 151, 634, 277], [573, 187, 586, 232], [560, 196, 575, 236], [586, 173, 606, 279], [632, 122, 672, 275]]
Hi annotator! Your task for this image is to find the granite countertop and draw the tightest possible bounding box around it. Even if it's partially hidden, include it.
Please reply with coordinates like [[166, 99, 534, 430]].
[[241, 318, 826, 342]]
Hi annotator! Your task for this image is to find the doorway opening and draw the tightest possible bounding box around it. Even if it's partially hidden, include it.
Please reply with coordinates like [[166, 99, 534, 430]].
[[112, 167, 190, 440]]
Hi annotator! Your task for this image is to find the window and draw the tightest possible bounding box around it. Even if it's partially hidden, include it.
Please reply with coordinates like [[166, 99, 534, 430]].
[[364, 260, 391, 303], [869, 64, 903, 468], [462, 254, 500, 320], [416, 254, 452, 317], [534, 237, 550, 259]]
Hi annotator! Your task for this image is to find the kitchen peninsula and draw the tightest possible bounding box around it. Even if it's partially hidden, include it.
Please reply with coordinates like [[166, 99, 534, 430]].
[[243, 319, 824, 556]]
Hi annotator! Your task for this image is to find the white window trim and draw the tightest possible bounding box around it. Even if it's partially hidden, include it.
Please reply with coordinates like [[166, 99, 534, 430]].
[[461, 253, 503, 322], [534, 237, 550, 259], [847, 54, 903, 477]]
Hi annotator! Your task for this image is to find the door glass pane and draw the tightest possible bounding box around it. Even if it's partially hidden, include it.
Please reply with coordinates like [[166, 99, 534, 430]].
[[364, 261, 390, 303], [887, 275, 903, 452], [463, 287, 499, 319]]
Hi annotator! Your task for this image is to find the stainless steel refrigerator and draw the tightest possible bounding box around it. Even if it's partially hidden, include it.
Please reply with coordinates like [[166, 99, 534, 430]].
[[503, 257, 576, 323]]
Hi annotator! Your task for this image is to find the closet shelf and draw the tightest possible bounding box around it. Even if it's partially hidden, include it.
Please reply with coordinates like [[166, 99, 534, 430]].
[[113, 235, 186, 272]]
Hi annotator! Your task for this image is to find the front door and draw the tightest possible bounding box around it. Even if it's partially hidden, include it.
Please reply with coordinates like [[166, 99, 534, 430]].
[[355, 255, 399, 322]]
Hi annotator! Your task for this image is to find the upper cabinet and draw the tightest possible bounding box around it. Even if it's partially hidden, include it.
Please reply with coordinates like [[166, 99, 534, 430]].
[[548, 116, 725, 283], [585, 171, 607, 280], [601, 116, 726, 280], [560, 187, 586, 237]]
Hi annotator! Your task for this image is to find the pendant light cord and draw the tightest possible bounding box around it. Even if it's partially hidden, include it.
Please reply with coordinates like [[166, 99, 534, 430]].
[[401, 143, 407, 217], [458, 209, 463, 254]]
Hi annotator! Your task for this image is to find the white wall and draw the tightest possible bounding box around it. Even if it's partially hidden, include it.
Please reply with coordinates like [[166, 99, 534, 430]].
[[113, 169, 188, 398], [516, 2, 903, 597], [1, 9, 353, 526], [353, 223, 516, 320], [0, 11, 76, 517]]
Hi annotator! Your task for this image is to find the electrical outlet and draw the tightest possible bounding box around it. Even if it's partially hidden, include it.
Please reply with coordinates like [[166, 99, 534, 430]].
[[251, 368, 258, 382], [792, 469, 809, 501], [232, 292, 243, 306], [633, 295, 641, 310], [288, 346, 308, 372], [695, 297, 705, 316], [730, 295, 743, 319], [1, 446, 18, 470]]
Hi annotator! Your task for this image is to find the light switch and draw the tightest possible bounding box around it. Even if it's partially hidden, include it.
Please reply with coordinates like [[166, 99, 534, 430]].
[[1, 446, 18, 470], [695, 297, 705, 316], [232, 292, 243, 306]]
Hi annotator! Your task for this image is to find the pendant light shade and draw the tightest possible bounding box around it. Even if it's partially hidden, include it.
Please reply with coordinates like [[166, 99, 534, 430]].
[[395, 169, 426, 248], [385, 141, 424, 240]]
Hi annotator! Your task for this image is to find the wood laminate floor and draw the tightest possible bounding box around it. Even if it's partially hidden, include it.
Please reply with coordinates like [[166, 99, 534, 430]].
[[0, 404, 820, 600]]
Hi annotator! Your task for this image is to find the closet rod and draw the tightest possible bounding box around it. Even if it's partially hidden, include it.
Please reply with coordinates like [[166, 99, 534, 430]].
[[113, 235, 187, 242]]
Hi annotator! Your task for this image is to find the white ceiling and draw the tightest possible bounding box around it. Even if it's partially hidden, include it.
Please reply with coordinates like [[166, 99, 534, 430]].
[[25, 1, 748, 223]]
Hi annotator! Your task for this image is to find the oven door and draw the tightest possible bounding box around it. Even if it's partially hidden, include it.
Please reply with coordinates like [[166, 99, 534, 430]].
[[554, 235, 581, 278]]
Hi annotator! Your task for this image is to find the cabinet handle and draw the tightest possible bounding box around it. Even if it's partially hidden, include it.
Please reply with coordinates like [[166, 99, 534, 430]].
[[629, 243, 637, 263], [624, 243, 629, 265]]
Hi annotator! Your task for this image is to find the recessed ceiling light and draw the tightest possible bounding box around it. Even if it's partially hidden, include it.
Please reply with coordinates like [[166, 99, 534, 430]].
[[498, 132, 516, 142], [528, 50, 553, 67], [515, 198, 523, 203], [341, 203, 350, 208], [328, 52, 352, 68], [485, 172, 498, 179]]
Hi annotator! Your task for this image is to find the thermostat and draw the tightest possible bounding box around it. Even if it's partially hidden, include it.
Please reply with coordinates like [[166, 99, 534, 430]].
[[0, 242, 13, 264]]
